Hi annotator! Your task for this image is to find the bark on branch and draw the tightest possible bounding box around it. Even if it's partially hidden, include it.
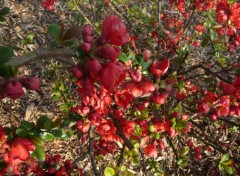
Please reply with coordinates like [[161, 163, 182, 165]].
[[6, 48, 75, 67]]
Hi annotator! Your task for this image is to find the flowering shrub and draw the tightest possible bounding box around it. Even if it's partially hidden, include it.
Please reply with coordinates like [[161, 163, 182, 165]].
[[0, 0, 240, 175]]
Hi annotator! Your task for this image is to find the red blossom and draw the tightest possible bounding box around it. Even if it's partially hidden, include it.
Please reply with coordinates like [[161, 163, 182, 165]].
[[99, 61, 126, 91], [96, 45, 120, 61], [42, 0, 56, 11], [115, 90, 133, 108], [20, 77, 41, 91], [102, 16, 129, 46], [144, 143, 158, 158], [150, 58, 169, 77], [5, 80, 24, 99], [152, 92, 168, 105]]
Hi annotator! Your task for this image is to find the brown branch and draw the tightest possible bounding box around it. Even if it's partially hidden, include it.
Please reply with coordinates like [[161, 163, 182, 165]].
[[117, 145, 125, 167], [6, 48, 75, 67], [218, 117, 240, 128], [199, 65, 232, 84], [109, 114, 134, 150], [88, 124, 99, 176]]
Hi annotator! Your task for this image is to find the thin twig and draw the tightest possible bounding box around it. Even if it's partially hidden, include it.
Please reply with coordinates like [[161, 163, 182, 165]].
[[109, 1, 132, 29], [73, 0, 97, 32], [218, 117, 240, 128], [199, 65, 232, 83], [89, 124, 99, 176]]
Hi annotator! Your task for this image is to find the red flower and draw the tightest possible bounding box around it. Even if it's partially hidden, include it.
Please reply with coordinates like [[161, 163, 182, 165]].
[[99, 61, 126, 90], [3, 138, 35, 168], [87, 58, 102, 76], [20, 77, 41, 91], [89, 112, 103, 126], [152, 92, 168, 105], [102, 16, 129, 46], [5, 80, 24, 99], [143, 50, 152, 61], [115, 90, 133, 108], [144, 143, 158, 158], [198, 103, 210, 114], [42, 0, 56, 11], [96, 45, 120, 61], [150, 58, 169, 77]]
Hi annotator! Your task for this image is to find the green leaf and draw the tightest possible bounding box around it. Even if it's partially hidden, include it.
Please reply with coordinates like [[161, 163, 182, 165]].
[[118, 53, 129, 62], [104, 167, 115, 176], [31, 145, 46, 162], [47, 24, 61, 41], [61, 129, 73, 140], [51, 129, 63, 138], [177, 158, 183, 165], [16, 128, 29, 138], [223, 165, 233, 174], [180, 146, 190, 156], [0, 7, 10, 16], [20, 121, 35, 130], [220, 154, 229, 162], [37, 116, 53, 131], [41, 132, 54, 141], [0, 46, 14, 65], [210, 29, 217, 41], [0, 65, 18, 78], [216, 58, 228, 68], [120, 165, 127, 172]]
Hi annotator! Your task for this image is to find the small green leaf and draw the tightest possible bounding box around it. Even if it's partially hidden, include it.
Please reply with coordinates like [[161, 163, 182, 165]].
[[223, 165, 233, 174], [37, 116, 53, 131], [61, 129, 73, 140], [221, 154, 229, 162], [51, 129, 63, 138], [41, 132, 54, 141], [104, 167, 115, 176], [16, 128, 29, 138], [48, 24, 61, 41], [20, 121, 35, 130], [0, 46, 14, 65], [149, 124, 155, 133], [31, 145, 46, 162], [118, 53, 129, 62], [177, 158, 183, 165], [0, 65, 18, 78], [121, 165, 127, 172]]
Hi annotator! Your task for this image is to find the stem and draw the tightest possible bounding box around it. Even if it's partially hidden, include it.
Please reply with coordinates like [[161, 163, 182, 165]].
[[218, 117, 240, 128], [88, 124, 99, 176], [6, 48, 75, 67], [110, 114, 134, 150], [117, 145, 125, 167], [139, 149, 147, 176], [73, 0, 97, 32]]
